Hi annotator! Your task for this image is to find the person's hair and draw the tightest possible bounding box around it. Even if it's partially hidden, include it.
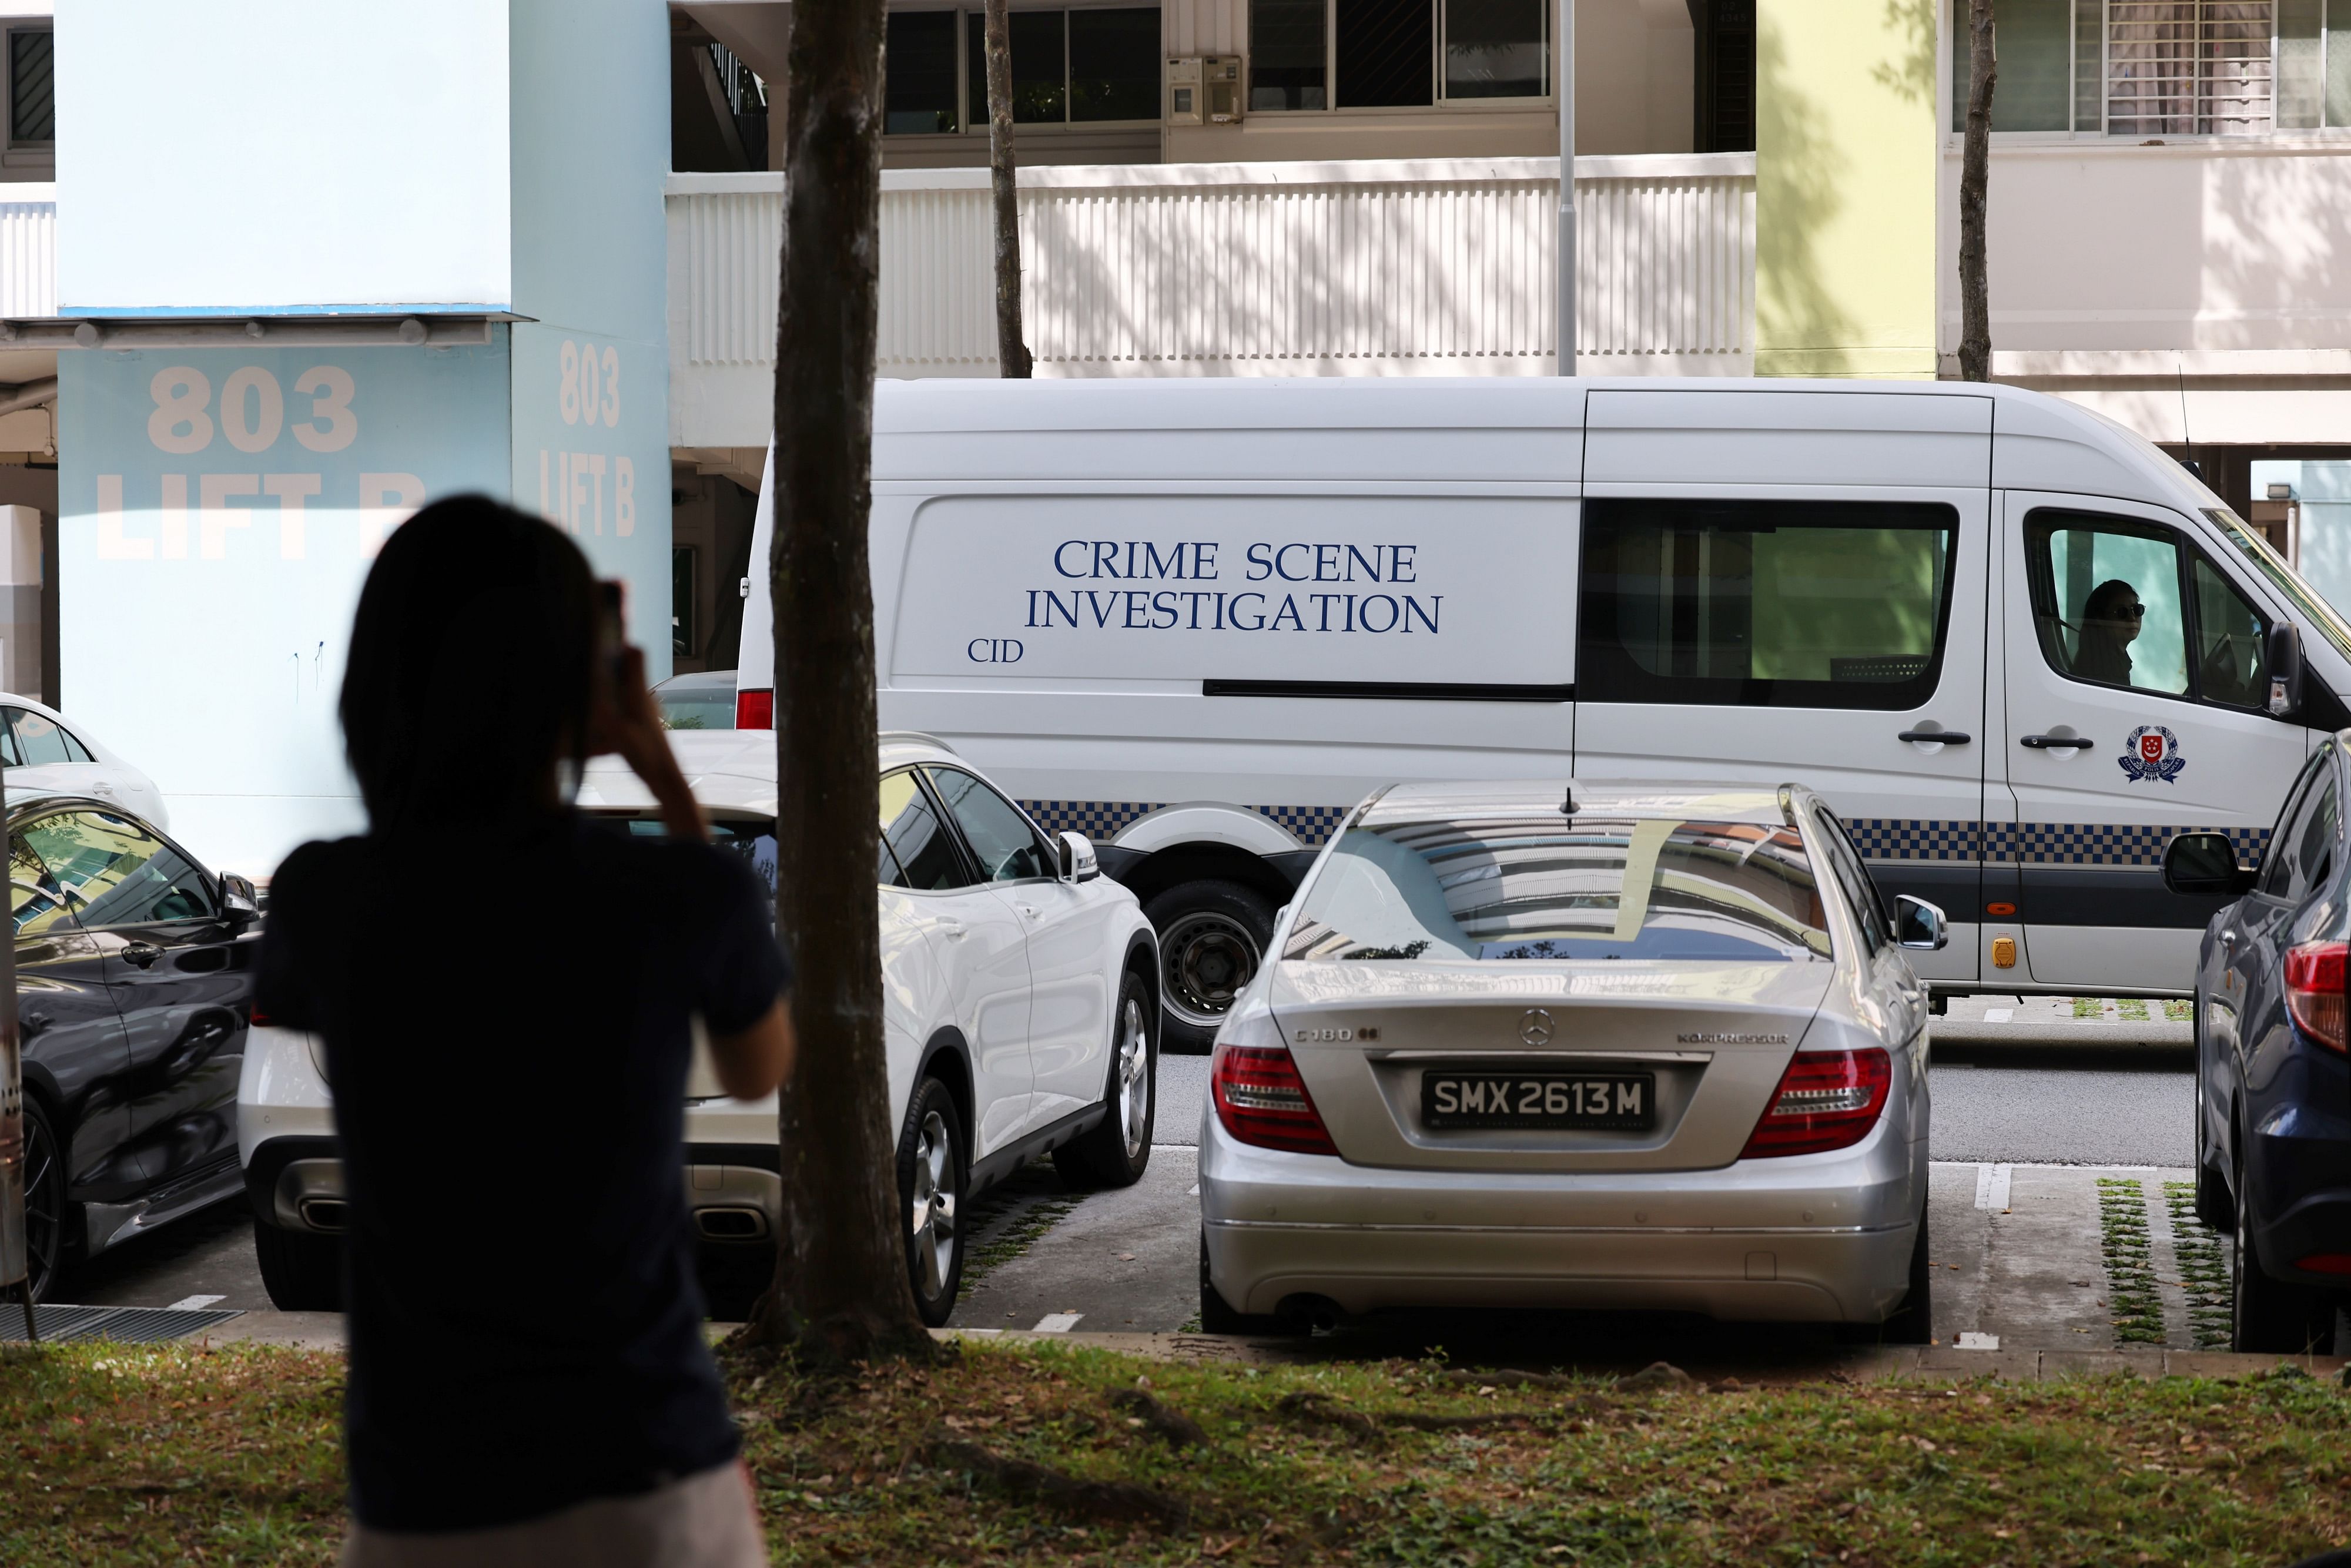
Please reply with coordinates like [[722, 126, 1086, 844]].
[[2084, 578, 2139, 625], [340, 496, 598, 834]]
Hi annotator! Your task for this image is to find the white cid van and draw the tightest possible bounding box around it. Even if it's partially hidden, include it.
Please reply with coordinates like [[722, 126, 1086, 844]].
[[739, 377, 2351, 1047]]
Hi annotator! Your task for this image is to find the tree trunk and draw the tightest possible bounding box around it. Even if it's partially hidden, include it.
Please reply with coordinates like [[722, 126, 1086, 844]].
[[1957, 0, 1995, 383], [984, 0, 1032, 377], [751, 0, 933, 1363]]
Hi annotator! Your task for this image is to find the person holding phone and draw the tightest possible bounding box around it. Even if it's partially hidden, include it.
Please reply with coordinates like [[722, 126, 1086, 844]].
[[257, 496, 795, 1567]]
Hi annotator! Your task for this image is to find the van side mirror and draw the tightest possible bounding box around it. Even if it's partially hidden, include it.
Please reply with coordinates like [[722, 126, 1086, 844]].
[[2162, 832, 2255, 897], [1893, 894, 1947, 951], [2265, 622, 2305, 719], [1056, 831, 1098, 884], [220, 872, 260, 924]]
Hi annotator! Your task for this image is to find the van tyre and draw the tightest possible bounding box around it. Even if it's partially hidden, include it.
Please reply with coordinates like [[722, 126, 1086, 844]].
[[253, 1219, 343, 1312], [898, 1077, 968, 1328], [2233, 1141, 2330, 1355], [1053, 971, 1156, 1190], [1146, 880, 1275, 1054]]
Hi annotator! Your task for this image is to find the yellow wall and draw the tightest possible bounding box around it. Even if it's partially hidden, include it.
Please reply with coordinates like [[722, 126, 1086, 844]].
[[1755, 0, 1938, 378]]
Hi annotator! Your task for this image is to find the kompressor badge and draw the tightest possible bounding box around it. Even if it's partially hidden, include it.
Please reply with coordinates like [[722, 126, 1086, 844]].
[[1676, 1031, 1790, 1045]]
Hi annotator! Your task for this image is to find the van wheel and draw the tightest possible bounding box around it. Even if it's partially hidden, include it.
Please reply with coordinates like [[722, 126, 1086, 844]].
[[1054, 971, 1156, 1189], [253, 1219, 343, 1312], [897, 1078, 967, 1328], [1146, 881, 1274, 1054]]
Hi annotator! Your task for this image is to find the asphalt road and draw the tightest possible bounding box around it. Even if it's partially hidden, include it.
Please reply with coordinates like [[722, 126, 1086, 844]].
[[55, 997, 2195, 1322]]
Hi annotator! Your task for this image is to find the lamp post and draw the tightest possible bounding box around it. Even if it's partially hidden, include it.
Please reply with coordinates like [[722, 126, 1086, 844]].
[[1557, 0, 1575, 376]]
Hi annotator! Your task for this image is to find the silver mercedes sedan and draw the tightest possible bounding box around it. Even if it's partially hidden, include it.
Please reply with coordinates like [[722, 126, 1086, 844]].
[[1197, 780, 1943, 1339]]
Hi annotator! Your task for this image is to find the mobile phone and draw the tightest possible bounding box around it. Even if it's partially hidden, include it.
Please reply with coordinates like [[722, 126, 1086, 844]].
[[596, 581, 627, 684]]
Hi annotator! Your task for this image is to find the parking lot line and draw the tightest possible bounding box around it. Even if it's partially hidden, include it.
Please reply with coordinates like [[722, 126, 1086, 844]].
[[1974, 1163, 2013, 1210], [1032, 1313, 1084, 1333]]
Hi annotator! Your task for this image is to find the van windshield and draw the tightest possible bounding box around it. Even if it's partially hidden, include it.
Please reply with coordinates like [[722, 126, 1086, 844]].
[[2207, 506, 2351, 665], [1283, 816, 1833, 964]]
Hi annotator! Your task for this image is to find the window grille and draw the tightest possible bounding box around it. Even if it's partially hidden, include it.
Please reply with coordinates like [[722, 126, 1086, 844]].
[[2106, 1, 2275, 135]]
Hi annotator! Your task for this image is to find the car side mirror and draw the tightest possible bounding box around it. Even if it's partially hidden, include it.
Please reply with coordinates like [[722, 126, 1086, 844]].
[[2162, 832, 2255, 897], [220, 872, 260, 923], [1894, 894, 1947, 951], [1056, 832, 1098, 884], [2265, 622, 2305, 719]]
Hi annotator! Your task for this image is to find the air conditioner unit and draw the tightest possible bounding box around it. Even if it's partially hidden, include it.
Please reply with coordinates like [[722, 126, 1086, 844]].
[[1167, 55, 1243, 126]]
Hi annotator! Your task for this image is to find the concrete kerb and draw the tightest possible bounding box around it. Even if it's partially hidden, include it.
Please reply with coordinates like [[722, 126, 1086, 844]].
[[31, 1312, 2346, 1388]]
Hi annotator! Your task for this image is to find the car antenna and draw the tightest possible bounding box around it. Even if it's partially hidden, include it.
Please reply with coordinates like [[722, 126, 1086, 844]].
[[1560, 784, 1576, 817]]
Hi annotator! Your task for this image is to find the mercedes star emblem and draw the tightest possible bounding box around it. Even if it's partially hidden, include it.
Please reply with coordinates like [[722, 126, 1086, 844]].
[[1519, 1008, 1555, 1046]]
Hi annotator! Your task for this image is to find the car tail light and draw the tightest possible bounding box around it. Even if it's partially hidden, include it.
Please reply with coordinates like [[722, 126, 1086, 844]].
[[2294, 1252, 2351, 1275], [1740, 1047, 1892, 1159], [2284, 942, 2346, 1054], [1211, 1031, 1337, 1156], [736, 688, 773, 730], [249, 1006, 272, 1026]]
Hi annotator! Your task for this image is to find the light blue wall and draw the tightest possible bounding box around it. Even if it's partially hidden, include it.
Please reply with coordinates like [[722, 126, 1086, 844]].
[[507, 0, 674, 672], [58, 341, 515, 873], [57, 1, 513, 314]]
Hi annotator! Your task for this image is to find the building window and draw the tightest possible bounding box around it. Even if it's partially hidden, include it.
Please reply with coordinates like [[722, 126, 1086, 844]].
[[1247, 0, 1548, 111], [6, 26, 50, 149], [1951, 1, 2351, 136], [1695, 0, 1755, 152], [886, 5, 1161, 133]]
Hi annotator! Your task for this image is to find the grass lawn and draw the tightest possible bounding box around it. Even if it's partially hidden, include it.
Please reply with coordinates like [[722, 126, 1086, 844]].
[[4, 1338, 2349, 1564]]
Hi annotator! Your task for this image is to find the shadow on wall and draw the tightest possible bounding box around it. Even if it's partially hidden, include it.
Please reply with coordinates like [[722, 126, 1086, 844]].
[[1871, 0, 1937, 108], [1754, 13, 1854, 367]]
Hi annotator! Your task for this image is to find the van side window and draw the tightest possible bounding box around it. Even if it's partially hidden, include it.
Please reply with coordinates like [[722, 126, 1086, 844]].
[[1578, 500, 1958, 710], [2024, 511, 2270, 709]]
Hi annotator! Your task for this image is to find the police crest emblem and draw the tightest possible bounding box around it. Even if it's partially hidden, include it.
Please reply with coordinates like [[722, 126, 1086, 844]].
[[2119, 725, 2185, 783]]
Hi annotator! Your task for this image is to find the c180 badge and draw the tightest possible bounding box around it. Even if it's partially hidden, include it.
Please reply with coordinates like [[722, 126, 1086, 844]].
[[2119, 725, 2185, 784]]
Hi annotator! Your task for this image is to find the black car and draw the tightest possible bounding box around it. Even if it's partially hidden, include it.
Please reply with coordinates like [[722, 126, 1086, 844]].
[[10, 793, 261, 1299], [2168, 731, 2351, 1353]]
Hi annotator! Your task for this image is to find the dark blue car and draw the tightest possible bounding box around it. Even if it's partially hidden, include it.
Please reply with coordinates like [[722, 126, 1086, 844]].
[[2169, 731, 2350, 1353]]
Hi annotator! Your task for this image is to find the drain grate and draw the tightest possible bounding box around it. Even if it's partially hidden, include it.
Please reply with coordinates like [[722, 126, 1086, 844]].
[[0, 1304, 243, 1345]]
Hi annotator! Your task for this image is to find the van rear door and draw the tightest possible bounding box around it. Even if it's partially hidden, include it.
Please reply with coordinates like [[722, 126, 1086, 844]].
[[1575, 389, 1994, 988], [1990, 492, 2308, 991]]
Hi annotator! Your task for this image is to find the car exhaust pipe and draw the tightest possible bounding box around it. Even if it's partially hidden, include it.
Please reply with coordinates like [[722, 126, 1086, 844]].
[[296, 1197, 347, 1232], [1275, 1293, 1342, 1334], [694, 1206, 769, 1241]]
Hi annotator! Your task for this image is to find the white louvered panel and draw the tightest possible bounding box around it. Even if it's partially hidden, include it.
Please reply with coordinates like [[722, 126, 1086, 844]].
[[0, 197, 55, 320], [667, 153, 1754, 414]]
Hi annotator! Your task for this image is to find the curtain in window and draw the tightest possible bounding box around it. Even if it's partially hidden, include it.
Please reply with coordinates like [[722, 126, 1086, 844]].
[[2107, 1, 2274, 136]]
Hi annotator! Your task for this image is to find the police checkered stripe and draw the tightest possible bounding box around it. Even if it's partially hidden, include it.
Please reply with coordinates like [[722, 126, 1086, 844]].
[[1021, 800, 1351, 847], [1842, 819, 1982, 861], [2003, 821, 2272, 866]]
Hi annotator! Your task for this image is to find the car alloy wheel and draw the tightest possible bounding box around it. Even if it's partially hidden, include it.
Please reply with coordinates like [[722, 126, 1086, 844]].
[[1160, 911, 1261, 1030], [19, 1103, 62, 1304], [909, 1107, 959, 1305], [1114, 993, 1151, 1162]]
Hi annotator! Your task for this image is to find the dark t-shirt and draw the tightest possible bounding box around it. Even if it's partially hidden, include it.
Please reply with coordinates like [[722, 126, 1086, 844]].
[[256, 815, 791, 1533]]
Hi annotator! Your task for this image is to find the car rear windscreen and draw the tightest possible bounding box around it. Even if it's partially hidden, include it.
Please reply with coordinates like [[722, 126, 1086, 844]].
[[1283, 816, 1833, 964]]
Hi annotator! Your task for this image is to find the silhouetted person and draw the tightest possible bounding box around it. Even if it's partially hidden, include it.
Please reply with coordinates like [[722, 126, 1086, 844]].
[[2074, 578, 2144, 687], [259, 498, 795, 1567]]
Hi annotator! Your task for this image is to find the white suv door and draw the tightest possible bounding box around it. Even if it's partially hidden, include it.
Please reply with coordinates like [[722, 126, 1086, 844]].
[[924, 765, 1109, 1134], [880, 768, 1034, 1158]]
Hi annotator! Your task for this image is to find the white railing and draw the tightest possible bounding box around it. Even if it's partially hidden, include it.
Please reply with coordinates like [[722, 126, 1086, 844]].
[[0, 184, 56, 320], [668, 155, 1755, 447]]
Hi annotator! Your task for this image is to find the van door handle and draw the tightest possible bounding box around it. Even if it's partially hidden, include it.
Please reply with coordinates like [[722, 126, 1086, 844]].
[[939, 921, 967, 941], [2020, 734, 2095, 750], [1898, 731, 1971, 745], [1016, 904, 1042, 920]]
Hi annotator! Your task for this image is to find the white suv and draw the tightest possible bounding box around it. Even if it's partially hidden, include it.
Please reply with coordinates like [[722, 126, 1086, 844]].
[[237, 731, 1161, 1325]]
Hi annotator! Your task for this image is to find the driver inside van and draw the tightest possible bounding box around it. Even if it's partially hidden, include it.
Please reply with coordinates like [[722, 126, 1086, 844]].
[[2072, 578, 2144, 687]]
